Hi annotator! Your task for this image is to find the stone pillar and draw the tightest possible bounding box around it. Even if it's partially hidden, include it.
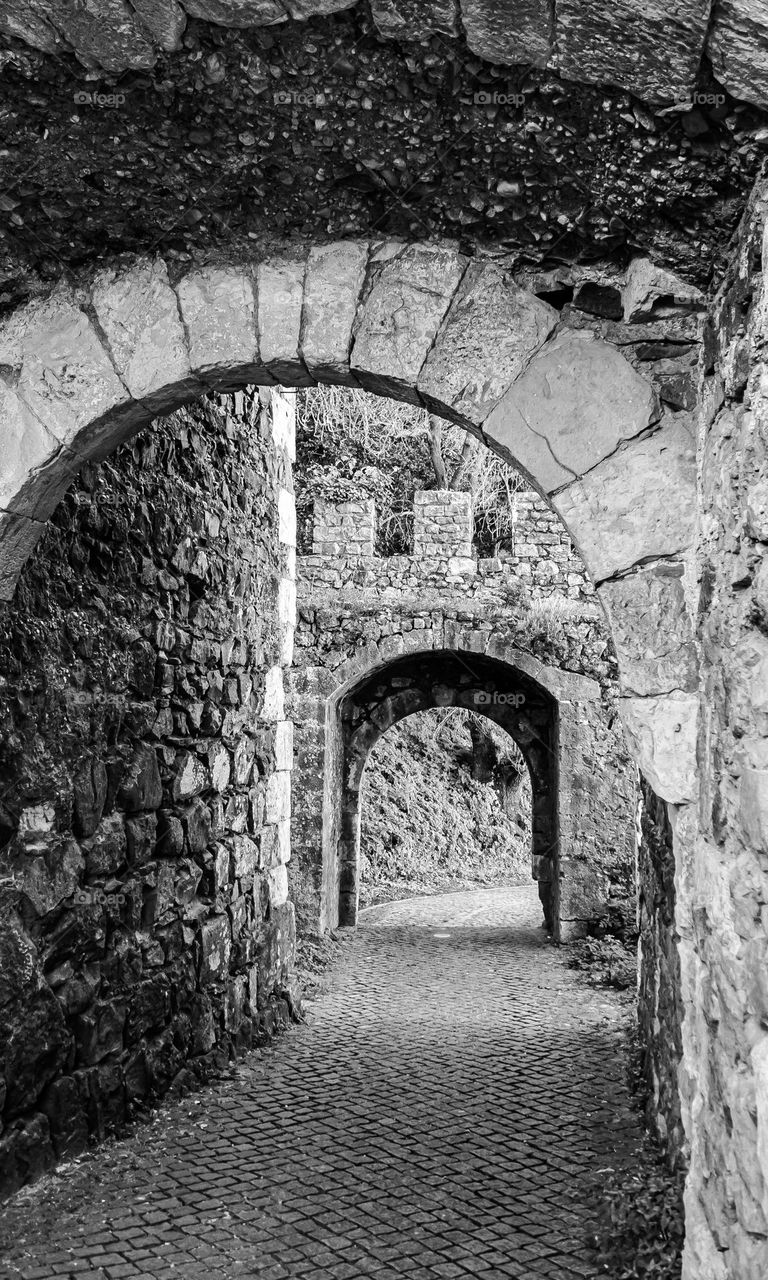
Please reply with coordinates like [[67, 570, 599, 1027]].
[[413, 489, 474, 571], [312, 499, 375, 557]]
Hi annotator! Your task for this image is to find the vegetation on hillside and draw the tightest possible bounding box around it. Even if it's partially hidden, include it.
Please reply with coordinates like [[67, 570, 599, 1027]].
[[295, 385, 528, 556], [359, 709, 532, 906]]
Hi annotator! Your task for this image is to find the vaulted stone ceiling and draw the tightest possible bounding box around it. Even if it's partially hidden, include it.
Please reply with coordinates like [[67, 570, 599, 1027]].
[[0, 2, 766, 306]]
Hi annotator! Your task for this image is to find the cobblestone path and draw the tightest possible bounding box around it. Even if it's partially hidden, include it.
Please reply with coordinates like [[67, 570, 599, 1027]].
[[1, 887, 641, 1280]]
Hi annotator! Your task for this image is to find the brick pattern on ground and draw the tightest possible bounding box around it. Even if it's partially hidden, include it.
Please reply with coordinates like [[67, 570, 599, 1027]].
[[0, 887, 642, 1280]]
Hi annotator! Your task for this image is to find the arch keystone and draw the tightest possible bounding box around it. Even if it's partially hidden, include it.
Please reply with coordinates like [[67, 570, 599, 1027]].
[[90, 258, 202, 413]]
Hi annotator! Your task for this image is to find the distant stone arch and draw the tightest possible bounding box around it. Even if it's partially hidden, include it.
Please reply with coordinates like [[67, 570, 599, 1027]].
[[0, 241, 697, 805]]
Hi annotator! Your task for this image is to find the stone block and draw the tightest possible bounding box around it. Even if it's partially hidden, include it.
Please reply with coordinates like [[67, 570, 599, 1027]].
[[462, 0, 552, 66], [275, 721, 294, 771], [261, 666, 285, 722], [622, 258, 705, 323], [91, 258, 201, 413], [117, 745, 162, 813], [176, 266, 269, 388], [352, 243, 465, 402], [268, 864, 289, 908], [183, 0, 284, 21], [265, 771, 291, 824], [598, 566, 698, 696], [0, 285, 147, 468], [130, 0, 186, 51], [82, 814, 127, 877], [39, 1076, 89, 1159], [0, 1115, 55, 1194], [484, 329, 657, 494], [707, 1, 768, 109], [125, 812, 157, 866], [43, 0, 156, 72], [739, 770, 768, 854], [418, 261, 556, 425], [200, 915, 231, 986], [257, 257, 312, 385], [2, 836, 84, 917], [556, 0, 710, 101], [553, 415, 696, 582], [370, 0, 458, 38], [278, 488, 297, 547], [74, 999, 126, 1065], [301, 241, 369, 382], [172, 751, 209, 801], [0, 914, 71, 1115], [618, 692, 698, 804]]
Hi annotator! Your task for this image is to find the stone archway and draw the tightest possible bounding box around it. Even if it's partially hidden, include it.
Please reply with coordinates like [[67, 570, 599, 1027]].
[[0, 242, 698, 806]]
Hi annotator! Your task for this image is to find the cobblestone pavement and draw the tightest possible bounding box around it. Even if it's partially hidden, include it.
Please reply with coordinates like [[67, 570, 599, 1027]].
[[1, 887, 641, 1280]]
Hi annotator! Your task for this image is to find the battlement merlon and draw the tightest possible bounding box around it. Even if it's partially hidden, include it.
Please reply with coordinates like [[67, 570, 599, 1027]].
[[311, 490, 475, 563]]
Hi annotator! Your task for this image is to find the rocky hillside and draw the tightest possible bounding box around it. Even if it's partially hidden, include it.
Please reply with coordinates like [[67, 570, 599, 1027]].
[[358, 710, 532, 907]]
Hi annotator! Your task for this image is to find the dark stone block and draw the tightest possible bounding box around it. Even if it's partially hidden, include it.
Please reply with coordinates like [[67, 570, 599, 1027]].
[[82, 814, 127, 877], [39, 1076, 90, 1158], [0, 915, 72, 1116], [127, 975, 172, 1040], [72, 757, 108, 838], [155, 810, 184, 858], [118, 745, 163, 813], [0, 1115, 55, 1194], [74, 999, 126, 1066], [125, 812, 157, 866], [182, 798, 212, 856]]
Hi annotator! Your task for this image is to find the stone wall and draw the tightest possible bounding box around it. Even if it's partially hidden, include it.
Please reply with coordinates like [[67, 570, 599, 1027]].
[[0, 388, 298, 1196], [290, 489, 637, 941], [6, 0, 767, 107], [306, 487, 592, 601], [675, 177, 768, 1279]]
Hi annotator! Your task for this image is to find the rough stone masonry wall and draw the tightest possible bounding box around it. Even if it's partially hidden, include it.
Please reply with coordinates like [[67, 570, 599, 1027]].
[[290, 488, 636, 939], [0, 388, 297, 1196], [675, 177, 768, 1279]]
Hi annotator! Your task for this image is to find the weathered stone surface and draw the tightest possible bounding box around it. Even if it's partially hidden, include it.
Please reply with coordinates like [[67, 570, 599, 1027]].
[[117, 745, 162, 813], [556, 0, 710, 101], [461, 0, 551, 65], [181, 0, 285, 23], [707, 1, 768, 110], [599, 566, 698, 696], [301, 242, 368, 382], [352, 244, 465, 403], [0, 915, 71, 1116], [125, 813, 157, 865], [200, 916, 231, 985], [746, 478, 768, 541], [130, 0, 186, 50], [172, 752, 209, 801], [553, 416, 696, 582], [2, 838, 84, 917], [0, 286, 142, 465], [286, 0, 356, 12], [370, 0, 458, 39], [484, 330, 657, 494], [0, 1, 61, 54], [46, 0, 156, 72], [0, 381, 68, 518], [91, 259, 200, 413], [257, 257, 310, 385], [418, 262, 557, 425], [82, 814, 128, 877], [739, 769, 768, 852], [618, 692, 698, 804], [176, 267, 265, 387], [73, 757, 109, 838], [622, 257, 705, 323]]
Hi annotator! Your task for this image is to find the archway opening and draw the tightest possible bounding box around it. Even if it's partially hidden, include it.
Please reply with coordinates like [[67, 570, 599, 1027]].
[[358, 708, 532, 910]]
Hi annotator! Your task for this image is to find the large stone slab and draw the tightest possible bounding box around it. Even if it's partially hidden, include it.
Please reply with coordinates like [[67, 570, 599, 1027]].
[[370, 0, 459, 39], [182, 0, 285, 24], [301, 241, 369, 382], [483, 329, 657, 494], [619, 692, 698, 804], [0, 285, 144, 464], [461, 0, 552, 65], [352, 244, 466, 403], [556, 0, 710, 101], [257, 257, 312, 386], [47, 0, 156, 71], [599, 565, 698, 696], [707, 1, 768, 109], [553, 415, 697, 583], [0, 0, 60, 53], [130, 0, 186, 51], [418, 262, 557, 425], [91, 259, 201, 415], [622, 257, 705, 323], [176, 266, 270, 389]]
